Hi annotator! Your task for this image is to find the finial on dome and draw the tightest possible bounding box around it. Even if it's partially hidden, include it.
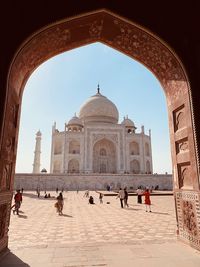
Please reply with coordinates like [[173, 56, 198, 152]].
[[74, 112, 76, 117], [97, 83, 100, 94]]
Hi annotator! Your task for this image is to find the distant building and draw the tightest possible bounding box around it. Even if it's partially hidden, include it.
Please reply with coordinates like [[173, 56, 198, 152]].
[[50, 86, 153, 174]]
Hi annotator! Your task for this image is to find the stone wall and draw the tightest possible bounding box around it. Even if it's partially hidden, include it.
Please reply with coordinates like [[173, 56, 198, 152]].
[[14, 173, 173, 191]]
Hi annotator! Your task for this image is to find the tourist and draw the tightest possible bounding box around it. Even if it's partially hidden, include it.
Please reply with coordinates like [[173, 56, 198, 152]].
[[84, 190, 89, 197], [12, 190, 22, 215], [116, 188, 125, 208], [96, 191, 104, 204], [56, 187, 58, 193], [55, 192, 64, 215], [21, 188, 24, 194], [136, 187, 143, 204], [89, 196, 95, 204], [124, 187, 129, 208], [37, 188, 40, 198], [144, 189, 151, 212]]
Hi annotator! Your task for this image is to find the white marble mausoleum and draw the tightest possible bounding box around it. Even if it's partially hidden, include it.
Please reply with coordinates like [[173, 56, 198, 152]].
[[49, 86, 153, 175]]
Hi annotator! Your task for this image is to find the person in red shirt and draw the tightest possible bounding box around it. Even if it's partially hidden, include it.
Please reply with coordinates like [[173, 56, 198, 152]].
[[12, 190, 22, 215], [144, 189, 151, 212]]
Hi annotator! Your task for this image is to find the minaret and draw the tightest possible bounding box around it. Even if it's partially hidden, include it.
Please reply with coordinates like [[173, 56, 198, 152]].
[[32, 130, 42, 173]]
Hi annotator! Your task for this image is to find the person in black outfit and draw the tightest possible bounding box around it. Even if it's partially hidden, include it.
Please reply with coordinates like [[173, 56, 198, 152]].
[[124, 187, 129, 208], [89, 196, 95, 204]]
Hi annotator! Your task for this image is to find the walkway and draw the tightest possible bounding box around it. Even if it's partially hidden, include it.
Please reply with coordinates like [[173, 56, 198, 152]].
[[1, 191, 200, 266]]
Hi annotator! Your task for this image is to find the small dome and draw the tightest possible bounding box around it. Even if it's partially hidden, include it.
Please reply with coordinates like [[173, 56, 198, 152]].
[[79, 86, 119, 124], [41, 168, 47, 173], [121, 117, 136, 128], [67, 114, 83, 126]]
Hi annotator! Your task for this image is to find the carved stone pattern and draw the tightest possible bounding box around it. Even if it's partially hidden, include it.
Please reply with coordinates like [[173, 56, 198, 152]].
[[107, 19, 186, 99], [86, 128, 123, 169], [92, 133, 118, 144], [1, 163, 12, 191], [182, 200, 198, 236], [0, 204, 7, 239], [10, 103, 19, 128], [176, 111, 185, 131], [175, 191, 200, 250], [9, 11, 186, 99], [178, 164, 192, 189], [10, 25, 71, 94], [89, 19, 103, 38], [176, 138, 189, 154], [173, 105, 186, 132], [179, 141, 189, 152]]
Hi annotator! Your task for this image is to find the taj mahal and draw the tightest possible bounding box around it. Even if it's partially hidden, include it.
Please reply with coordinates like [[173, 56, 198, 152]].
[[49, 85, 153, 175], [15, 86, 172, 191]]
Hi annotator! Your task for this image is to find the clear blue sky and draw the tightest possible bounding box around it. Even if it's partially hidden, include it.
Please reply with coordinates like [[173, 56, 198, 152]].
[[15, 42, 172, 174]]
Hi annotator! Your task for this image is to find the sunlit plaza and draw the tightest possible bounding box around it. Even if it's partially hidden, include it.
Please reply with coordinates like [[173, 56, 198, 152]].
[[1, 191, 200, 266]]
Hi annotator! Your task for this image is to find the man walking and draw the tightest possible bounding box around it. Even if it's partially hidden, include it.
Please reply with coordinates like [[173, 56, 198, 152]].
[[116, 188, 125, 208]]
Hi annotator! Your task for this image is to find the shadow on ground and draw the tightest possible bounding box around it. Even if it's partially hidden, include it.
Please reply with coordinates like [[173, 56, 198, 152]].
[[22, 192, 56, 201], [151, 211, 169, 215], [0, 251, 30, 267]]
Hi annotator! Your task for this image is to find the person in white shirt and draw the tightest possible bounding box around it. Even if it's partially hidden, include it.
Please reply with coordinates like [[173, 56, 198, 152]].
[[136, 187, 143, 204], [116, 188, 125, 208]]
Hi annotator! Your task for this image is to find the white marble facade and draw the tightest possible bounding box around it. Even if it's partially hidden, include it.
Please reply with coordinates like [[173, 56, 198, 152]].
[[50, 87, 153, 175]]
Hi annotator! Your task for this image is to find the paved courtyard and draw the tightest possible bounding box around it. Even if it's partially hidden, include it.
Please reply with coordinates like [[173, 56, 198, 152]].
[[1, 191, 200, 267]]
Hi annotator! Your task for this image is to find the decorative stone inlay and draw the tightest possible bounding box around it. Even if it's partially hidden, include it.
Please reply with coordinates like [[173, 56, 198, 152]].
[[0, 161, 12, 192], [177, 162, 192, 189], [182, 200, 198, 236], [179, 141, 188, 152], [89, 19, 103, 38], [175, 137, 189, 154], [86, 128, 123, 170], [175, 191, 200, 250], [92, 133, 118, 144], [0, 204, 7, 239], [105, 18, 186, 99]]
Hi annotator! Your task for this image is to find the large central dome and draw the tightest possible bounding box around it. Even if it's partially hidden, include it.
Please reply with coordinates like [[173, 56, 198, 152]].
[[79, 87, 119, 124]]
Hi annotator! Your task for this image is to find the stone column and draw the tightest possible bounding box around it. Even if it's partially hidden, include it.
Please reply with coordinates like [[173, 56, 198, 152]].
[[32, 130, 42, 173]]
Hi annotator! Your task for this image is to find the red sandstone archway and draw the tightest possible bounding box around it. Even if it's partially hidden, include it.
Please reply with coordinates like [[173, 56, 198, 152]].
[[0, 9, 200, 253]]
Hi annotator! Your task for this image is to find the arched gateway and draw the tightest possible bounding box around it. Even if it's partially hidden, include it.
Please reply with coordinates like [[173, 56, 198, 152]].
[[93, 138, 116, 173], [0, 9, 200, 253]]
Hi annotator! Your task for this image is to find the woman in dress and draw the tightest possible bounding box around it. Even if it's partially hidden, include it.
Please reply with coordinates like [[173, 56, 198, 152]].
[[55, 192, 64, 215], [144, 189, 151, 212]]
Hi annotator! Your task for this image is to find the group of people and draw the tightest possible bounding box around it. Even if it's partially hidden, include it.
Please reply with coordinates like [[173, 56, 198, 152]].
[[136, 187, 152, 212], [116, 187, 129, 208], [12, 186, 152, 216], [84, 190, 104, 204], [116, 187, 151, 212]]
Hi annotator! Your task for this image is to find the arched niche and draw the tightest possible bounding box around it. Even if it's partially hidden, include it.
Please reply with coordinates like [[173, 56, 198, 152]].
[[69, 140, 80, 154], [0, 9, 200, 252], [130, 159, 140, 174], [93, 138, 116, 173], [146, 160, 151, 174], [68, 159, 79, 173], [130, 141, 140, 155]]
